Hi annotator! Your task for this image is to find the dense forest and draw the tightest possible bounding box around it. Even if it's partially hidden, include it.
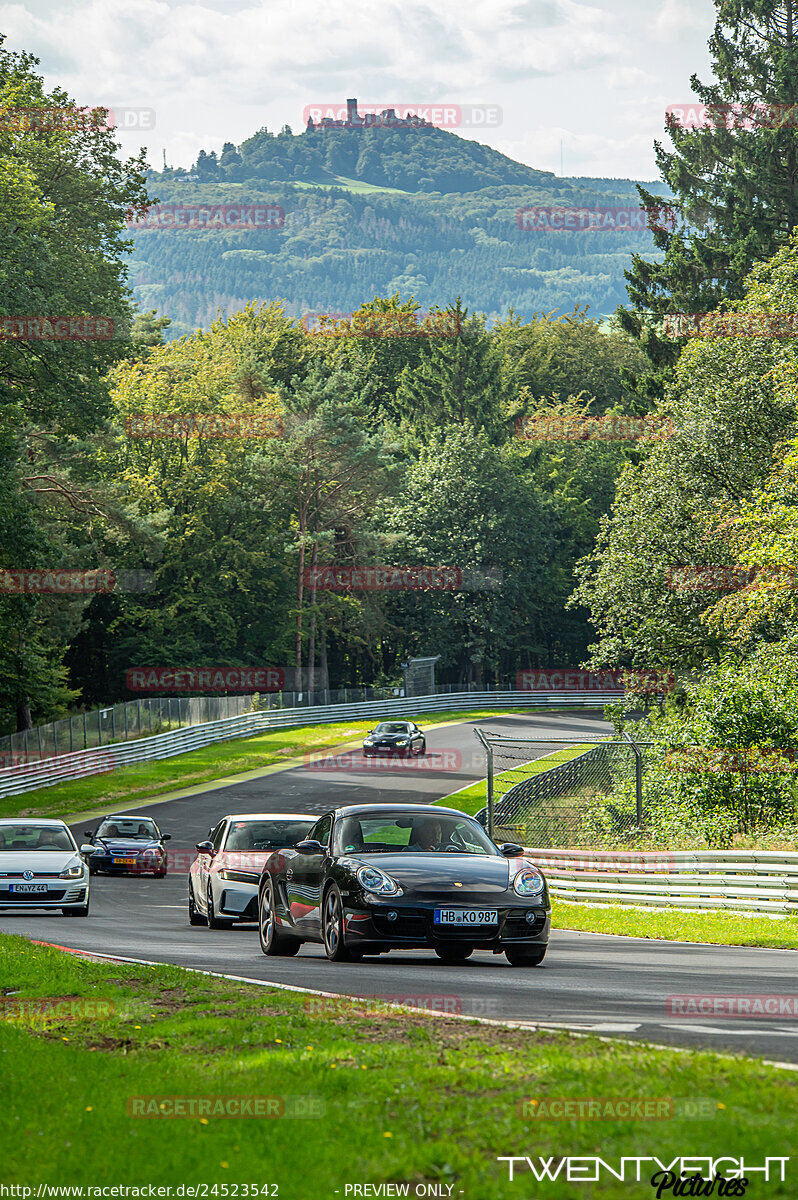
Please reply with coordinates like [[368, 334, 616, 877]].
[[129, 125, 668, 334], [8, 1, 798, 846]]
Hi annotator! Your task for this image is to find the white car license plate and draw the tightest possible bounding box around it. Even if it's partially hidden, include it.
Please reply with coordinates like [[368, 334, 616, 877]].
[[434, 908, 498, 926], [10, 883, 48, 894]]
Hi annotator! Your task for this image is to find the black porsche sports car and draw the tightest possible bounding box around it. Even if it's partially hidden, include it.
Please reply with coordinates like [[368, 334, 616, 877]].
[[81, 814, 171, 876], [257, 804, 550, 965], [362, 721, 426, 757]]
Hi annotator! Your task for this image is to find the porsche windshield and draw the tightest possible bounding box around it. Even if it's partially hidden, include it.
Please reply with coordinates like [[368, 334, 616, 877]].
[[335, 813, 495, 855], [0, 824, 75, 851]]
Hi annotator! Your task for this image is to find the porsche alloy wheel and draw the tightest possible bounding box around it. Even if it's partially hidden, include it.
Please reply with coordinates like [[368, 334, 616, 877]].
[[259, 882, 300, 957], [323, 885, 361, 962]]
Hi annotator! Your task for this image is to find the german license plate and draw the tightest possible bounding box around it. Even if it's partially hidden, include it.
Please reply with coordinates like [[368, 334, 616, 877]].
[[434, 908, 498, 926], [10, 883, 48, 894], [113, 857, 136, 865]]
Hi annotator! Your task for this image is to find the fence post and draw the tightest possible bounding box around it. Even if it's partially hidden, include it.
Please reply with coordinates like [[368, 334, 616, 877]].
[[124, 702, 128, 741], [474, 727, 494, 840], [621, 727, 643, 826], [83, 711, 88, 750]]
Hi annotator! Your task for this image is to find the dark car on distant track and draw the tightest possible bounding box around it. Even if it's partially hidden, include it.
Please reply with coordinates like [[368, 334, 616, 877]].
[[82, 814, 171, 877], [362, 721, 426, 757], [257, 804, 550, 966]]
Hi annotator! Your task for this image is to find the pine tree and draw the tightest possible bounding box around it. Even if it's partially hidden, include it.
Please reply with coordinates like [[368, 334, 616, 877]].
[[621, 0, 798, 396], [395, 300, 508, 441]]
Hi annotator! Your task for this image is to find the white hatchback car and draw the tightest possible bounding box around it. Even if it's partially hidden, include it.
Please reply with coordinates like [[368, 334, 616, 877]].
[[0, 819, 90, 916], [188, 812, 313, 929]]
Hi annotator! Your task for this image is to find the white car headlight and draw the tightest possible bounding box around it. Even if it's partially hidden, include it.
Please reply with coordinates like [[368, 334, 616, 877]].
[[513, 867, 545, 896], [357, 865, 401, 895], [59, 861, 85, 879], [218, 869, 259, 882]]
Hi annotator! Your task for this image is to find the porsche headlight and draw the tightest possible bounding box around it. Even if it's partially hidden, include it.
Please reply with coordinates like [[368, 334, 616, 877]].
[[357, 865, 400, 895], [513, 867, 545, 896], [59, 861, 85, 879]]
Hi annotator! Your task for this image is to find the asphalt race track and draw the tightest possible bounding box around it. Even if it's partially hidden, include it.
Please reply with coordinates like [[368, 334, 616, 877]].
[[2, 711, 797, 1065]]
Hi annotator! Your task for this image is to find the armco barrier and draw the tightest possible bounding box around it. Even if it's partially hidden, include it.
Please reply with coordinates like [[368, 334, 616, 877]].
[[529, 847, 798, 914], [0, 690, 620, 799]]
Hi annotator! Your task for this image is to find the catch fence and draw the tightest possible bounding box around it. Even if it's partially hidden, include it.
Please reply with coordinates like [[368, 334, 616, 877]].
[[473, 732, 654, 846]]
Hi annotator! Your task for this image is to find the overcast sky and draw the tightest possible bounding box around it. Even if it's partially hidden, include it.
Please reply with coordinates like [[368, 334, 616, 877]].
[[1, 0, 717, 179]]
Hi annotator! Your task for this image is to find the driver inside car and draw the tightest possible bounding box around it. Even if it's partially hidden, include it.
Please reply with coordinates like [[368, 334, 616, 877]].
[[406, 818, 443, 852]]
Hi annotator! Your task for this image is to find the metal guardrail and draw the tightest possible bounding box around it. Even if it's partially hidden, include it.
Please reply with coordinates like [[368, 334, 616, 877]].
[[528, 847, 798, 914], [0, 690, 620, 799]]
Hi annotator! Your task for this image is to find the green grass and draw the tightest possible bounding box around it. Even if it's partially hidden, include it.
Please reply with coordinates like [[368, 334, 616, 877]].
[[1, 934, 795, 1196], [552, 899, 798, 949], [1, 708, 540, 822], [438, 744, 591, 816], [289, 174, 410, 194]]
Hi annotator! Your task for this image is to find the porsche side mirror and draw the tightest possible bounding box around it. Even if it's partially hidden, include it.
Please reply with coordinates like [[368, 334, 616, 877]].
[[499, 843, 524, 857], [294, 839, 325, 855], [196, 840, 215, 855]]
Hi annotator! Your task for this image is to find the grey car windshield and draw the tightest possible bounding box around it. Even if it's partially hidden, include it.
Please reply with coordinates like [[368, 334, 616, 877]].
[[97, 819, 159, 840], [335, 813, 495, 855], [0, 824, 75, 851]]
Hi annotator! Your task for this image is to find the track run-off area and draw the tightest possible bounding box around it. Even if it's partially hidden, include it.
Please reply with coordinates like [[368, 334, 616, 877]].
[[2, 711, 796, 1065]]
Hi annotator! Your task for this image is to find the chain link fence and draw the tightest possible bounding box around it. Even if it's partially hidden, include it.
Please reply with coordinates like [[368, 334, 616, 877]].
[[473, 733, 655, 847], [0, 682, 520, 767]]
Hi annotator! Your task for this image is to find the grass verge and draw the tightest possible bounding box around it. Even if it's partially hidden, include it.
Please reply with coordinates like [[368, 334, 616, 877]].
[[0, 934, 795, 1196], [552, 899, 798, 950], [1, 708, 540, 822], [437, 744, 590, 817]]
